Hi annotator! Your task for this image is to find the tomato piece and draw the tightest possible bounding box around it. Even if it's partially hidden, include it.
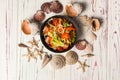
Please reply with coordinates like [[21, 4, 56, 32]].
[[56, 46, 63, 51], [61, 33, 70, 40], [65, 27, 75, 31], [63, 44, 69, 50]]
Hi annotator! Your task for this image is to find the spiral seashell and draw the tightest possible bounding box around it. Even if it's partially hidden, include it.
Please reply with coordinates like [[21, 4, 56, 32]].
[[65, 51, 78, 65], [50, 55, 66, 69]]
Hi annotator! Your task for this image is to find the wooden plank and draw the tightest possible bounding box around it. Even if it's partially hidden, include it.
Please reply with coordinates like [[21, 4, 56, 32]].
[[108, 0, 120, 80], [1, 0, 120, 80]]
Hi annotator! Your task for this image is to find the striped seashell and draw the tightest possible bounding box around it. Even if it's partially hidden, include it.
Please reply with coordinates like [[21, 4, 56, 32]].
[[65, 51, 78, 65], [50, 55, 66, 69]]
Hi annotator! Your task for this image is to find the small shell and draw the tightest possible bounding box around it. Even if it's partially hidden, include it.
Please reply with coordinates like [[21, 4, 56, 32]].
[[65, 51, 78, 65], [72, 3, 82, 15], [75, 40, 87, 50], [85, 31, 97, 43], [34, 10, 45, 22], [41, 2, 51, 14], [78, 15, 92, 27], [91, 19, 100, 31], [65, 4, 78, 17], [21, 19, 31, 35], [50, 55, 66, 69], [41, 54, 52, 69], [50, 1, 63, 13], [65, 3, 82, 17], [84, 44, 93, 53]]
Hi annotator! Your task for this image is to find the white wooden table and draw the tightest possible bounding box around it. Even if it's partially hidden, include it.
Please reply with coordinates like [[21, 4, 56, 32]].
[[0, 0, 120, 80]]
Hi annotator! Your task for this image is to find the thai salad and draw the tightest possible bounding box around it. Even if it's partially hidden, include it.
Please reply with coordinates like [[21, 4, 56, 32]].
[[42, 17, 76, 51]]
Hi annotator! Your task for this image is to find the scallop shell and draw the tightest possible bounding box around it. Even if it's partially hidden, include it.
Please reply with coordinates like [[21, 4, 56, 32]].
[[65, 3, 82, 17], [65, 4, 78, 17], [75, 40, 87, 50], [50, 55, 66, 69], [65, 51, 78, 65], [91, 19, 100, 31], [34, 10, 45, 22], [72, 3, 82, 15], [50, 1, 63, 13], [85, 31, 97, 44], [84, 44, 93, 53]]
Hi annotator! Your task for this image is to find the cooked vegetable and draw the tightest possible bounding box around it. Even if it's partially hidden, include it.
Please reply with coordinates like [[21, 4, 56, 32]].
[[42, 17, 76, 51]]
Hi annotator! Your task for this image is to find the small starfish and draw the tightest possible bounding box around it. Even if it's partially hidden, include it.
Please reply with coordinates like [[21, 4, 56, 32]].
[[77, 59, 90, 72], [23, 48, 37, 62], [28, 37, 40, 48], [35, 46, 46, 60]]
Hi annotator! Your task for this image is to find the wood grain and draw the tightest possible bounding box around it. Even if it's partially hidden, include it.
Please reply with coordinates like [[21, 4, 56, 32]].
[[0, 0, 120, 80]]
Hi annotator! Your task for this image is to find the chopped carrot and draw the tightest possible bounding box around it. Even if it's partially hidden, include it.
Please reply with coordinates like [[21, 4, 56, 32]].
[[61, 33, 70, 40], [65, 27, 75, 31], [53, 18, 58, 26], [45, 36, 52, 44], [43, 26, 49, 34]]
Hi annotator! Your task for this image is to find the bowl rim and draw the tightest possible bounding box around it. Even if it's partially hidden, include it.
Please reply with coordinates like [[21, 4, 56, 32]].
[[40, 15, 78, 53]]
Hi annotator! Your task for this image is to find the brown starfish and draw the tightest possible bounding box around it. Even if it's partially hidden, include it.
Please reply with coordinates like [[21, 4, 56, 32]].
[[34, 46, 46, 60], [23, 48, 37, 62], [28, 37, 40, 48], [77, 59, 90, 72]]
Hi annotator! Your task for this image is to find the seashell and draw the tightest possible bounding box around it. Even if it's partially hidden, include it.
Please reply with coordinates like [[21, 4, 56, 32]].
[[84, 43, 93, 53], [65, 3, 82, 17], [50, 1, 63, 13], [50, 55, 66, 69], [66, 4, 78, 17], [41, 2, 51, 14], [29, 22, 39, 35], [41, 53, 52, 69], [65, 51, 78, 65], [72, 3, 82, 15], [21, 19, 31, 35], [85, 31, 97, 43], [78, 15, 92, 27], [75, 40, 87, 50], [91, 19, 100, 31], [34, 10, 45, 22]]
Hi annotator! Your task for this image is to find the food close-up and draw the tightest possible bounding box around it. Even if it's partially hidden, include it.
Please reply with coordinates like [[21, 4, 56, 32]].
[[19, 0, 101, 72]]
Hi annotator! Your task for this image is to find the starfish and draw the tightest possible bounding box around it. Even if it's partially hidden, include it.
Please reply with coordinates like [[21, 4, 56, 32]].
[[77, 59, 90, 72], [35, 46, 46, 60], [28, 37, 40, 48], [23, 48, 37, 62]]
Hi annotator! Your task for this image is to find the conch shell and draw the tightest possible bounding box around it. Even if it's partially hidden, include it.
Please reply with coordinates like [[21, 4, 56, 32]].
[[50, 55, 66, 69], [41, 53, 52, 69], [65, 51, 78, 65], [91, 19, 100, 31]]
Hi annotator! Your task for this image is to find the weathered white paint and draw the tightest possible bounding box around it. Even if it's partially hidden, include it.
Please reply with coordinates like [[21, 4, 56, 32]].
[[0, 0, 120, 80]]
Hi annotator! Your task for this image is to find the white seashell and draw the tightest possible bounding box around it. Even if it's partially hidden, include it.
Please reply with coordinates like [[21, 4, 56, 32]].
[[50, 55, 66, 69], [30, 23, 39, 35], [65, 51, 78, 65], [84, 44, 93, 53], [65, 3, 82, 17], [72, 3, 82, 15], [85, 31, 97, 44]]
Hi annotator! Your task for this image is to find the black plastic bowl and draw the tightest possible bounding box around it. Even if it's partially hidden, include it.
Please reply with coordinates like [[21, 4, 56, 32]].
[[40, 15, 78, 53]]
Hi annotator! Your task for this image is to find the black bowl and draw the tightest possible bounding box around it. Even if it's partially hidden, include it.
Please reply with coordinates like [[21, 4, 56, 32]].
[[40, 15, 79, 53]]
